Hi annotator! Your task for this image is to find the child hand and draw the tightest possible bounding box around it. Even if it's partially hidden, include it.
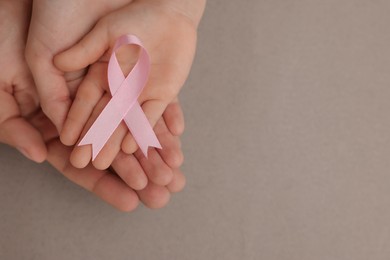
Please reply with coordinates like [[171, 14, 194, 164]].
[[25, 0, 133, 132], [55, 0, 201, 169], [108, 100, 185, 189], [1, 0, 188, 211], [47, 100, 187, 211], [26, 0, 187, 193]]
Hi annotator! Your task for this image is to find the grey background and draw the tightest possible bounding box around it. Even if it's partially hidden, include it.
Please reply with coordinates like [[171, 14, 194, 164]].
[[2, 0, 390, 259]]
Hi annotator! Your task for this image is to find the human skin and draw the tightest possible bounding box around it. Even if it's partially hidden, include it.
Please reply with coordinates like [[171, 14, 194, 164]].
[[0, 0, 186, 211], [25, 0, 187, 186], [25, 0, 134, 131], [0, 0, 52, 162], [46, 103, 187, 211], [54, 0, 206, 170]]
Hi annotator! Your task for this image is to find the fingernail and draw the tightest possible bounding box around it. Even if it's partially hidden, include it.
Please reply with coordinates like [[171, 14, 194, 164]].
[[16, 147, 33, 161]]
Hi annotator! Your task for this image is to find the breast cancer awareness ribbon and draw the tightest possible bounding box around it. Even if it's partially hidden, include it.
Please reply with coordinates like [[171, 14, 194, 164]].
[[78, 34, 161, 160]]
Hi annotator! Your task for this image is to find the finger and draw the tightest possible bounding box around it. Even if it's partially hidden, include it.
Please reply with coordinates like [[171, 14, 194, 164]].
[[47, 139, 139, 212], [92, 121, 128, 170], [134, 148, 173, 186], [166, 168, 186, 193], [121, 63, 184, 154], [25, 39, 71, 132], [60, 63, 107, 146], [54, 19, 109, 72], [12, 74, 40, 118], [163, 98, 185, 136], [154, 117, 184, 169], [121, 132, 138, 155], [69, 92, 128, 170], [63, 69, 88, 99], [29, 110, 58, 142], [121, 99, 167, 154], [136, 182, 171, 209], [111, 151, 148, 191], [70, 145, 92, 169], [0, 117, 47, 163], [69, 93, 112, 169], [13, 74, 58, 147], [0, 90, 46, 162]]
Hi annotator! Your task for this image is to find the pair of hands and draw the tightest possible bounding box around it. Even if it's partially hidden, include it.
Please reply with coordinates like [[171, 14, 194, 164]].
[[0, 0, 204, 211]]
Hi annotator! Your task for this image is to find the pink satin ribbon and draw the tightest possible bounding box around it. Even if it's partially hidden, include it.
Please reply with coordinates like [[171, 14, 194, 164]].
[[79, 35, 161, 160]]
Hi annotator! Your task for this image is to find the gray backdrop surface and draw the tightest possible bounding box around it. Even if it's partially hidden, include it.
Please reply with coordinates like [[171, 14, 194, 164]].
[[2, 1, 390, 259]]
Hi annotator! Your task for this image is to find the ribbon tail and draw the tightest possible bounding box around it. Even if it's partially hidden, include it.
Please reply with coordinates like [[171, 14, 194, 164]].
[[79, 135, 106, 162], [124, 103, 162, 158], [79, 98, 127, 161]]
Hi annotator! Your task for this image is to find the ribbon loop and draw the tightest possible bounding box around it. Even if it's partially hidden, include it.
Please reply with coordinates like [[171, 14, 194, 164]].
[[79, 35, 161, 160]]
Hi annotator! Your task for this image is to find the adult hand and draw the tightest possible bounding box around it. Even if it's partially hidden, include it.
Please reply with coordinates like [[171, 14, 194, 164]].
[[1, 0, 186, 211], [47, 101, 186, 211], [0, 0, 56, 162]]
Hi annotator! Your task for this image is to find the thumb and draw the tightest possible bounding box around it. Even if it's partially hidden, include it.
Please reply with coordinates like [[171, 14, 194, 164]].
[[54, 20, 109, 72], [0, 117, 47, 163]]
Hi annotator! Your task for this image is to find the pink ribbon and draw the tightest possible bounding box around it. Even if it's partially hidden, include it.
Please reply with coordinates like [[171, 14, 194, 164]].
[[79, 35, 161, 160]]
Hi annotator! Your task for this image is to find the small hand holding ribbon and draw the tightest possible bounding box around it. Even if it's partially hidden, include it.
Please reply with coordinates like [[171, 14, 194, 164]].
[[79, 35, 161, 160]]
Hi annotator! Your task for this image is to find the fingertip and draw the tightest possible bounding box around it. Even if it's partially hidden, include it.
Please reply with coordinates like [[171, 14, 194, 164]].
[[117, 195, 140, 212], [112, 152, 149, 191], [93, 174, 140, 212], [30, 148, 48, 163], [17, 145, 47, 164], [154, 120, 184, 169], [121, 133, 139, 154], [167, 114, 185, 136], [92, 157, 112, 171], [60, 118, 81, 146], [53, 52, 69, 72], [162, 147, 184, 169], [92, 147, 120, 171], [166, 169, 186, 193], [147, 165, 173, 186], [92, 124, 128, 170], [0, 117, 48, 163], [138, 184, 171, 209], [137, 149, 174, 186], [164, 102, 185, 136], [153, 168, 174, 186], [59, 130, 76, 147], [53, 50, 83, 73], [18, 137, 48, 163], [70, 145, 91, 169], [131, 176, 148, 191], [53, 43, 82, 72], [172, 120, 185, 136]]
